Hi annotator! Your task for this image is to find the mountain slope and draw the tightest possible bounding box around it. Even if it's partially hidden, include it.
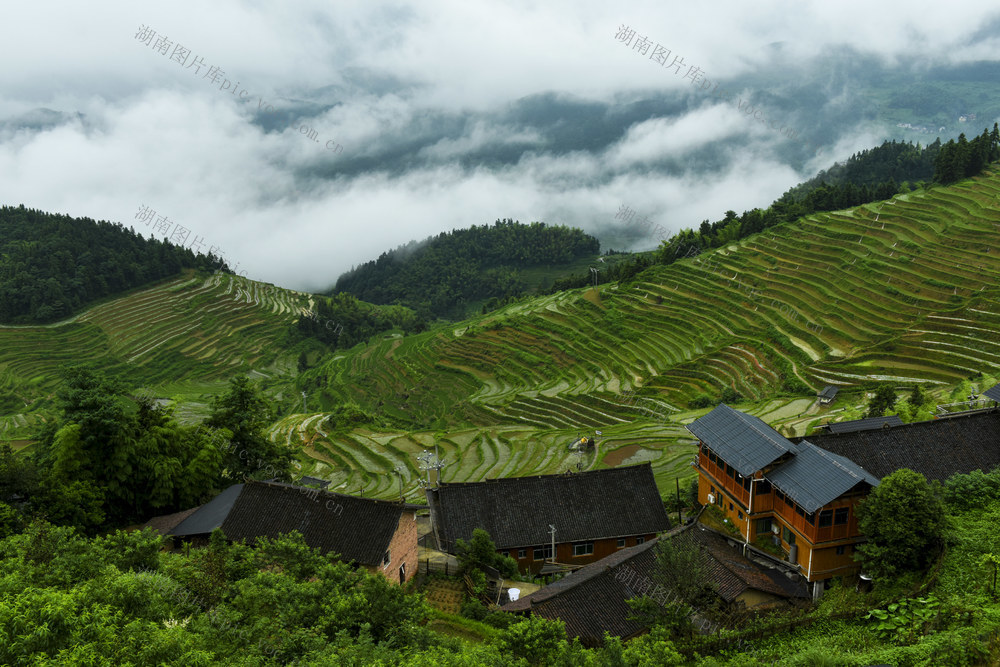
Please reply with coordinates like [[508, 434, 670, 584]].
[[308, 167, 1000, 428], [0, 271, 310, 422], [4, 169, 1000, 501]]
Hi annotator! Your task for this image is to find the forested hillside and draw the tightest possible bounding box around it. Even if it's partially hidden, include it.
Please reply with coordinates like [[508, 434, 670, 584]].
[[334, 219, 600, 318], [0, 205, 222, 323]]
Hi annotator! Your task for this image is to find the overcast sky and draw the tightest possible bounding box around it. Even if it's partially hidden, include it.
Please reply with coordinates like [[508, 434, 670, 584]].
[[2, 1, 999, 292]]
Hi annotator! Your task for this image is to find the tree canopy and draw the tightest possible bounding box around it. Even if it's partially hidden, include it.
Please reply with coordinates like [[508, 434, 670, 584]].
[[31, 368, 226, 527], [855, 468, 947, 580], [204, 375, 293, 484], [866, 385, 899, 418]]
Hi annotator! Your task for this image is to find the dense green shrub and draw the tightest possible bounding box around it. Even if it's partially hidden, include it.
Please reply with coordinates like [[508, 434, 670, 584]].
[[689, 394, 714, 409], [943, 467, 1000, 511], [461, 598, 488, 621]]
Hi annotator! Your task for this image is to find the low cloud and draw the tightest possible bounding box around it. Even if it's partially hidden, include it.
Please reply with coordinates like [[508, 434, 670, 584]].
[[1, 0, 998, 293]]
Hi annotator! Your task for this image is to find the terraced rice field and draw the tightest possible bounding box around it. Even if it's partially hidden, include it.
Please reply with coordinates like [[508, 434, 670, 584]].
[[268, 394, 844, 502], [6, 171, 1000, 500], [269, 411, 700, 502], [314, 169, 1000, 433], [278, 170, 1000, 497], [0, 271, 310, 410]]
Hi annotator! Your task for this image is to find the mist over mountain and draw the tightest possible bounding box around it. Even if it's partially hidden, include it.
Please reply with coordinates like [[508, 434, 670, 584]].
[[2, 2, 998, 293]]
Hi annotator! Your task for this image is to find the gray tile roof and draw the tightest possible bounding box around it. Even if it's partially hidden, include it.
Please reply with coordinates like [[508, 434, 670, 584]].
[[818, 386, 839, 400], [220, 481, 412, 566], [985, 383, 1000, 402], [687, 404, 796, 476], [140, 507, 201, 536], [798, 409, 1000, 481], [169, 484, 244, 537], [766, 442, 880, 513], [428, 464, 670, 552], [501, 525, 808, 646], [298, 476, 331, 489], [827, 415, 903, 434]]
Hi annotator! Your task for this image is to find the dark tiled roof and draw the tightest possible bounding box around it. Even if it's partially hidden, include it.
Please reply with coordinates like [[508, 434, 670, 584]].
[[170, 484, 244, 537], [798, 409, 1000, 481], [429, 464, 670, 552], [985, 383, 1000, 402], [140, 507, 201, 536], [504, 538, 656, 645], [766, 442, 880, 513], [826, 415, 903, 434], [220, 481, 412, 566], [818, 386, 839, 400], [502, 525, 807, 646], [683, 526, 808, 602], [687, 404, 796, 476]]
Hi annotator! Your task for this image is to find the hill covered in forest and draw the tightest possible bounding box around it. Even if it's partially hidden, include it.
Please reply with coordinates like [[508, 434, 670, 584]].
[[0, 205, 224, 324], [333, 219, 601, 319]]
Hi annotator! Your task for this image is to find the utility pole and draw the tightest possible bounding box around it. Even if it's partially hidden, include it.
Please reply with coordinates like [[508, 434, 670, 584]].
[[418, 447, 447, 490]]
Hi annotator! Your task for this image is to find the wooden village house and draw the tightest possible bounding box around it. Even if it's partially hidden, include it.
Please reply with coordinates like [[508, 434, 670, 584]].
[[426, 463, 671, 574], [502, 523, 809, 646], [689, 405, 879, 591], [690, 400, 1000, 593]]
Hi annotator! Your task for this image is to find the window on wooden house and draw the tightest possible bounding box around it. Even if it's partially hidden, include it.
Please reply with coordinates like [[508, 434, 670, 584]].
[[572, 542, 594, 556], [819, 510, 833, 527], [518, 549, 526, 559], [701, 444, 709, 455], [795, 505, 805, 518], [782, 526, 796, 546], [834, 508, 849, 525], [742, 476, 751, 491], [726, 464, 735, 478], [836, 546, 847, 556], [806, 512, 815, 525], [533, 545, 553, 560], [756, 518, 772, 534], [617, 538, 626, 548], [382, 550, 391, 567], [636, 536, 645, 544]]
